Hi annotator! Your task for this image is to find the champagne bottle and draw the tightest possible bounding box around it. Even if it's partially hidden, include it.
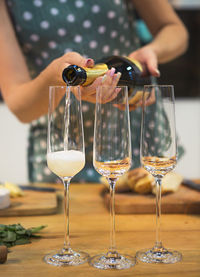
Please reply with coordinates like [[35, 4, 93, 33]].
[[62, 55, 153, 101]]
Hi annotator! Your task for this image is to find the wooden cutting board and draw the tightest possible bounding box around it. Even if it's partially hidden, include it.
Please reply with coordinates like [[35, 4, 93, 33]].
[[104, 184, 200, 214], [0, 190, 58, 217]]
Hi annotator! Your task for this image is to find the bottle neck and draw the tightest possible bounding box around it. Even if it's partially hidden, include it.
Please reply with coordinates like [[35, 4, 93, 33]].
[[62, 65, 87, 85], [62, 64, 108, 86]]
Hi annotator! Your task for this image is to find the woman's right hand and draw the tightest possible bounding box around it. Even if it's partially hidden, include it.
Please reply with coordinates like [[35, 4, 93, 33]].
[[44, 51, 95, 86], [45, 51, 121, 104]]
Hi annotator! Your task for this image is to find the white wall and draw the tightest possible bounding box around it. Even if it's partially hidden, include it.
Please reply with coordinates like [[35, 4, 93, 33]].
[[175, 98, 200, 179], [0, 104, 29, 184], [0, 99, 199, 184]]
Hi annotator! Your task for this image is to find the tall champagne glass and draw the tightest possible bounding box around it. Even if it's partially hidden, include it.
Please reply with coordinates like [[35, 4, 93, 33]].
[[89, 85, 136, 269], [136, 85, 182, 263], [44, 86, 89, 266]]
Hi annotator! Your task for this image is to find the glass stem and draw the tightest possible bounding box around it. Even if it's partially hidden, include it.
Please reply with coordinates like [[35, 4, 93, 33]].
[[107, 178, 117, 254], [155, 177, 162, 249], [63, 178, 71, 251]]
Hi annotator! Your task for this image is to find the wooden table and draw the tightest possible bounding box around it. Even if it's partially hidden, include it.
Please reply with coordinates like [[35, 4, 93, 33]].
[[1, 184, 200, 277]]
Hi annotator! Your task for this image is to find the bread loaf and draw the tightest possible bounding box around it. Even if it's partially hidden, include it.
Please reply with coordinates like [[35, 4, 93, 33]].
[[152, 172, 183, 195], [100, 168, 183, 195], [100, 173, 130, 192], [127, 168, 154, 194]]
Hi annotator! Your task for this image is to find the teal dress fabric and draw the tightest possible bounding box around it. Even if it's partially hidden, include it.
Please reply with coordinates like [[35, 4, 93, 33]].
[[6, 0, 183, 183]]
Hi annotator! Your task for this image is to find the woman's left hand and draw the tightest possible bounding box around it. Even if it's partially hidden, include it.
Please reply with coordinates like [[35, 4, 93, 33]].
[[79, 68, 121, 103], [128, 45, 160, 78], [125, 45, 159, 111]]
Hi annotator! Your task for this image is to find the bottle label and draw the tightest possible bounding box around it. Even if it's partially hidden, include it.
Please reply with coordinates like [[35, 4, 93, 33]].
[[83, 64, 108, 86]]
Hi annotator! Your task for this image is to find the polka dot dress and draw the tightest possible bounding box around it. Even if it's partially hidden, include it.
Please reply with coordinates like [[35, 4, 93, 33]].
[[6, 0, 184, 183], [7, 0, 138, 77]]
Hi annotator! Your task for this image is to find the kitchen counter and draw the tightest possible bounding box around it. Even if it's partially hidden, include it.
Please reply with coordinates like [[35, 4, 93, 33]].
[[1, 184, 200, 277]]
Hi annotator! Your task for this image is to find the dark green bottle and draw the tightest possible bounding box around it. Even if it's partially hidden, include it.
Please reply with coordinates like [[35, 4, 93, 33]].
[[62, 55, 153, 101]]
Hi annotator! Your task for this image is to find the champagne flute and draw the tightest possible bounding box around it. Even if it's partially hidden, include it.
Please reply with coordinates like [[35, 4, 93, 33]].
[[89, 85, 136, 270], [44, 86, 89, 266], [136, 85, 182, 263]]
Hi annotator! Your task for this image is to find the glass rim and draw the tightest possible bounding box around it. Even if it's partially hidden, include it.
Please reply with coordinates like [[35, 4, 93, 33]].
[[97, 85, 128, 88], [144, 85, 174, 88], [49, 85, 80, 89]]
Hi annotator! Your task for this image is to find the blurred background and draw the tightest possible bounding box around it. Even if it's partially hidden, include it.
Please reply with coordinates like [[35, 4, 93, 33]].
[[0, 0, 199, 184], [159, 0, 200, 179]]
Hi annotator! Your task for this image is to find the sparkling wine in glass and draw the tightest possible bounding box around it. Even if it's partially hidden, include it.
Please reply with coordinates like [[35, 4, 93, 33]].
[[89, 85, 136, 270], [136, 85, 182, 264], [44, 86, 89, 266]]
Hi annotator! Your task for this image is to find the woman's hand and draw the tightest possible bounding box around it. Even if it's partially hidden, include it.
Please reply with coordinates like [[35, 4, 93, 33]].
[[124, 45, 159, 111], [46, 52, 121, 104], [79, 68, 121, 103], [128, 45, 160, 77], [44, 51, 94, 86]]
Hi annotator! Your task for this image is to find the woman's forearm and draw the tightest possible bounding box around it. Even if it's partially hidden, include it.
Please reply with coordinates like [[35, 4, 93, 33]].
[[148, 23, 189, 64], [0, 1, 92, 123], [0, 1, 50, 122], [6, 72, 51, 123], [133, 0, 189, 64], [2, 52, 92, 123]]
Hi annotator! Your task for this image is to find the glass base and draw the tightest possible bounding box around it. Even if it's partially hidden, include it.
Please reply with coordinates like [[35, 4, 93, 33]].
[[89, 251, 136, 270], [44, 247, 89, 266], [136, 246, 182, 264]]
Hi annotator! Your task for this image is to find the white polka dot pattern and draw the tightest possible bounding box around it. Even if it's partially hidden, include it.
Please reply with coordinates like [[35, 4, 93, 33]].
[[41, 51, 49, 58], [83, 20, 91, 28], [57, 28, 67, 36], [48, 41, 57, 49], [33, 0, 43, 7], [92, 5, 100, 13], [50, 8, 59, 15], [67, 14, 75, 22], [89, 40, 98, 49], [110, 31, 118, 38], [23, 11, 33, 21], [107, 11, 116, 19], [35, 58, 42, 65], [40, 140, 47, 148], [86, 169, 94, 176], [98, 26, 106, 34], [114, 0, 121, 4], [75, 0, 84, 8], [6, 0, 148, 183], [30, 34, 40, 42], [39, 117, 46, 124], [44, 167, 51, 175], [40, 21, 50, 29], [113, 49, 120, 55], [102, 45, 109, 53], [74, 35, 82, 43], [64, 48, 72, 53], [82, 105, 89, 112]]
